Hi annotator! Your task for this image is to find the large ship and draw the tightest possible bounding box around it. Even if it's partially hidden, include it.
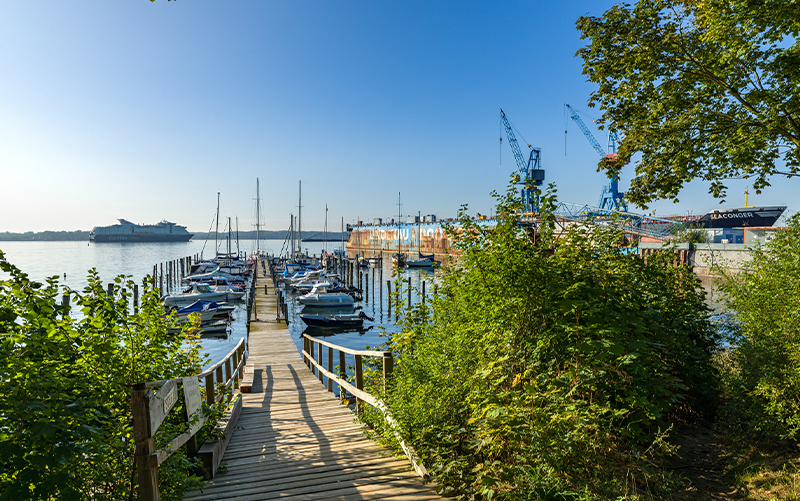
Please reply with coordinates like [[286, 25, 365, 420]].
[[90, 219, 193, 242], [695, 205, 787, 228]]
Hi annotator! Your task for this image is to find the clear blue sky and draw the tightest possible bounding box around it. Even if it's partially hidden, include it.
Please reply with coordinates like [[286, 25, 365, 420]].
[[2, 1, 796, 233]]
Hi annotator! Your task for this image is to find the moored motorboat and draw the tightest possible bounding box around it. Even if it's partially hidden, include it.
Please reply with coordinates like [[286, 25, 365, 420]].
[[299, 311, 373, 328], [172, 300, 220, 323], [297, 283, 355, 308], [162, 284, 229, 306]]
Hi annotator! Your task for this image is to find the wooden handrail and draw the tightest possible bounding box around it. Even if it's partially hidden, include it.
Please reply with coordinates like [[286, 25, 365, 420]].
[[300, 333, 426, 478], [131, 338, 247, 391], [306, 334, 388, 357], [199, 339, 246, 378], [131, 337, 247, 501]]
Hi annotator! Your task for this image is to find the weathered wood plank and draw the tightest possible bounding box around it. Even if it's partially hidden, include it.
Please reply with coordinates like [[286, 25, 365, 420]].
[[183, 262, 439, 500]]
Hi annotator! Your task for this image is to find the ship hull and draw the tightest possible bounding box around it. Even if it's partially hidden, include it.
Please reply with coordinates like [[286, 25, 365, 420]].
[[696, 206, 786, 228], [90, 234, 193, 243]]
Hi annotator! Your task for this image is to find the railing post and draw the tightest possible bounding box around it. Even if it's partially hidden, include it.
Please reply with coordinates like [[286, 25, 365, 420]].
[[131, 386, 160, 501], [339, 351, 347, 403], [224, 359, 233, 403], [355, 354, 363, 415], [327, 347, 334, 392], [232, 351, 240, 389], [215, 366, 224, 401], [383, 352, 393, 394], [205, 374, 215, 405], [133, 284, 139, 314], [318, 342, 324, 383]]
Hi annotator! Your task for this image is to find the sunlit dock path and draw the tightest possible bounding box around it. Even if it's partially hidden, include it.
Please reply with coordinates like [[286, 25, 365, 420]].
[[183, 260, 440, 500]]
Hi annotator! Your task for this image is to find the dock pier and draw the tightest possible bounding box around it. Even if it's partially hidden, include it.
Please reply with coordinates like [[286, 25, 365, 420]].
[[132, 258, 441, 500]]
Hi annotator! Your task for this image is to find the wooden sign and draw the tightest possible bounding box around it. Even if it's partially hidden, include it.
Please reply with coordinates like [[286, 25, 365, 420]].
[[183, 376, 203, 435], [162, 385, 177, 414], [149, 379, 178, 433]]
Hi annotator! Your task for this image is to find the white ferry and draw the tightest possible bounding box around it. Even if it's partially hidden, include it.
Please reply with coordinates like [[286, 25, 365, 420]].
[[90, 219, 193, 242]]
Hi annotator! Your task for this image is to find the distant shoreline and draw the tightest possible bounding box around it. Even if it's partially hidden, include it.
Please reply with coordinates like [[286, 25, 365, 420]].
[[0, 230, 345, 242]]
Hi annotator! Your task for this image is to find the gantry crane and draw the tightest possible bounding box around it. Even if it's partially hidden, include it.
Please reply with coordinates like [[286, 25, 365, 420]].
[[564, 104, 627, 211], [500, 109, 544, 213]]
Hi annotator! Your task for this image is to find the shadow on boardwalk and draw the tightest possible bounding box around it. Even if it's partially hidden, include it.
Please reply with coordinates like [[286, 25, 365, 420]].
[[184, 265, 440, 500]]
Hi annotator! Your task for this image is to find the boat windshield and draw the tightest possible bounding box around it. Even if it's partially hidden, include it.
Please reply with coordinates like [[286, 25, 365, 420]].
[[195, 285, 213, 293]]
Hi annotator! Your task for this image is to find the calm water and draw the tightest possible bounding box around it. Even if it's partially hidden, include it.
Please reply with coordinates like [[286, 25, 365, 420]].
[[0, 239, 318, 368], [0, 239, 437, 371]]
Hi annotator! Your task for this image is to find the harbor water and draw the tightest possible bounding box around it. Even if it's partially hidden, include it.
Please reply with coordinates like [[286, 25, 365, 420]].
[[0, 239, 437, 369]]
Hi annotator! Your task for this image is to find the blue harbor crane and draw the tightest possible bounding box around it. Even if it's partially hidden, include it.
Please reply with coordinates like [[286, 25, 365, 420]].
[[564, 104, 627, 211], [500, 109, 544, 213]]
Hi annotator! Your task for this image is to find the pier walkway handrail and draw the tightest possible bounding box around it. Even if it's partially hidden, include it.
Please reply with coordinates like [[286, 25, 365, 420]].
[[301, 333, 427, 478], [131, 337, 246, 501]]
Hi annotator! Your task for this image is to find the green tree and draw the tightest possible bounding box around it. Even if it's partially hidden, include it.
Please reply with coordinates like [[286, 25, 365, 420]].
[[0, 251, 205, 500], [717, 214, 800, 440], [367, 187, 718, 499], [576, 0, 800, 206]]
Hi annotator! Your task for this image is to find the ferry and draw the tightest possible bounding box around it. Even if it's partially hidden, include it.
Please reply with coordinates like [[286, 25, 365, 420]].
[[90, 219, 193, 242]]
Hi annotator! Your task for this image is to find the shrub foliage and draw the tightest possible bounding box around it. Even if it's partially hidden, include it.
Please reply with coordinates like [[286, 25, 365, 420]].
[[0, 251, 206, 500], [717, 214, 800, 440], [369, 188, 718, 499]]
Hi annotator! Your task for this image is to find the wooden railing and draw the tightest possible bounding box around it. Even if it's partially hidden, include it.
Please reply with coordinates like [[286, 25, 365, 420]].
[[301, 334, 427, 478], [131, 338, 246, 501]]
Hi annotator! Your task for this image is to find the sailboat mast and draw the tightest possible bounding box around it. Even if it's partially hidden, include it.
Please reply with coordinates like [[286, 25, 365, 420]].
[[418, 210, 421, 256], [298, 181, 303, 257], [324, 204, 328, 255], [397, 192, 402, 254], [290, 214, 295, 259], [227, 217, 232, 261], [236, 217, 240, 257], [215, 192, 220, 257], [256, 177, 261, 254]]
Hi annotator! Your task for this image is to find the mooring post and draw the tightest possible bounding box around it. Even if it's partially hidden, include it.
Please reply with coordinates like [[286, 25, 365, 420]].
[[422, 280, 426, 304], [387, 280, 392, 315], [407, 276, 411, 308], [61, 292, 70, 317]]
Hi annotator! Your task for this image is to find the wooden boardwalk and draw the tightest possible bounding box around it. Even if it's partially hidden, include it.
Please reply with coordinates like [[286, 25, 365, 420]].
[[183, 263, 440, 500]]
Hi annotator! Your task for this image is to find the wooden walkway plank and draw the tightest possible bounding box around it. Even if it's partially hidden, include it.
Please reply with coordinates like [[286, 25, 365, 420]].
[[184, 260, 440, 500]]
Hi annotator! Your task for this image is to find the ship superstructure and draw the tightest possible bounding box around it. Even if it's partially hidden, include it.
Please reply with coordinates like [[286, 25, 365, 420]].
[[90, 219, 193, 242]]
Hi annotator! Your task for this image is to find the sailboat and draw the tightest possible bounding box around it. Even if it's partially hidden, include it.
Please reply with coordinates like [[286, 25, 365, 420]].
[[404, 211, 438, 268], [392, 192, 406, 267]]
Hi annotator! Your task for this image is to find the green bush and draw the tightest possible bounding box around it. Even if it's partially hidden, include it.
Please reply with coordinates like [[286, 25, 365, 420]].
[[367, 187, 718, 500], [0, 251, 206, 500], [717, 214, 800, 440]]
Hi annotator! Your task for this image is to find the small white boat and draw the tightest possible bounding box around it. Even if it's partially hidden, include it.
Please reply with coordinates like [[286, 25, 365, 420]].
[[297, 283, 355, 308], [162, 284, 229, 306]]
